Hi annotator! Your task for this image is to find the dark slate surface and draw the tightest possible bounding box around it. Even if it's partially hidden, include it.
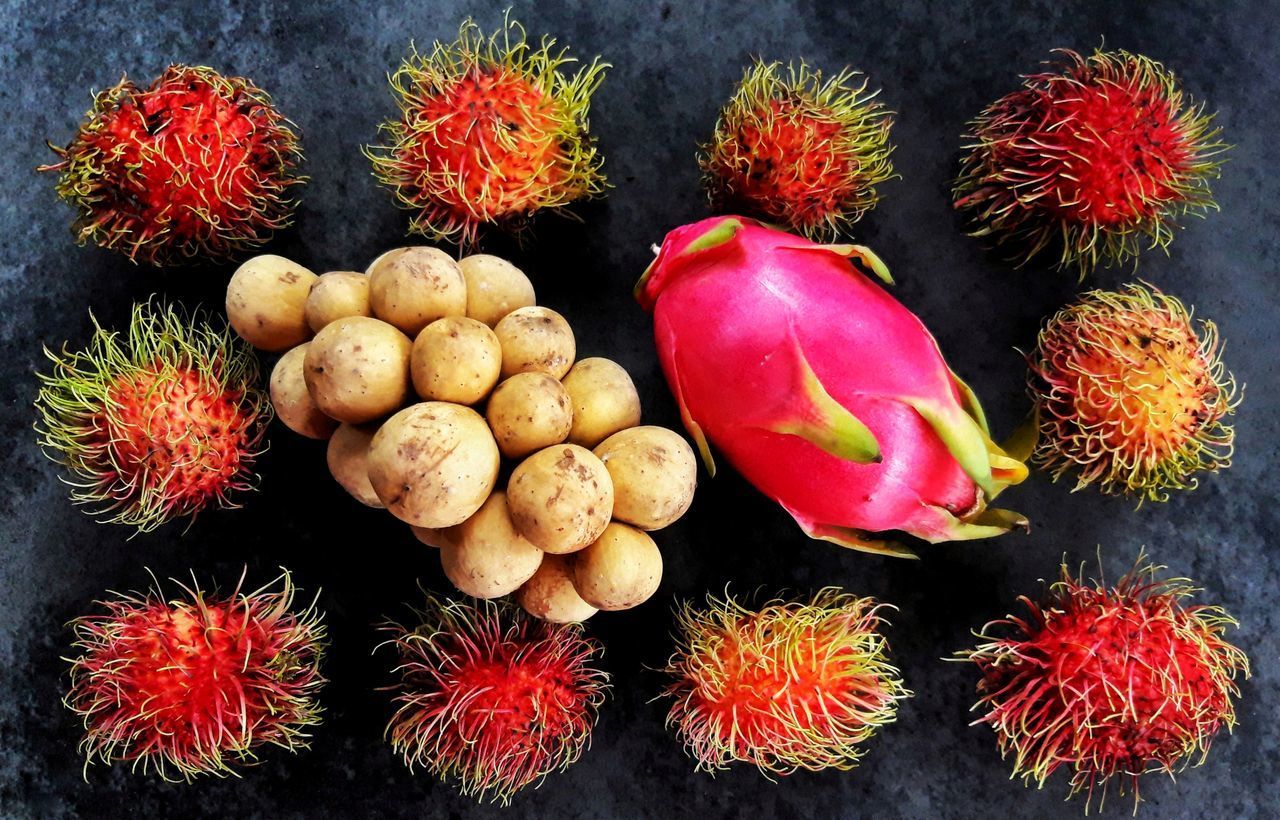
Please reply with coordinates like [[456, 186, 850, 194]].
[[2, 1, 1277, 817]]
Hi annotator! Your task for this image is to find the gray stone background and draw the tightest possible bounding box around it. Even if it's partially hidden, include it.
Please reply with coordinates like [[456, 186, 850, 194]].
[[1, 0, 1276, 817]]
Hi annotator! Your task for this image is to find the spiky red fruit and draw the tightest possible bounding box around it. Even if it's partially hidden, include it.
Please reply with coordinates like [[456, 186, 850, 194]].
[[41, 64, 304, 266], [64, 569, 327, 780], [660, 588, 910, 775], [954, 49, 1225, 276], [961, 557, 1249, 809], [35, 300, 271, 532], [701, 59, 894, 240], [367, 16, 607, 247], [1025, 282, 1238, 501], [379, 595, 608, 803]]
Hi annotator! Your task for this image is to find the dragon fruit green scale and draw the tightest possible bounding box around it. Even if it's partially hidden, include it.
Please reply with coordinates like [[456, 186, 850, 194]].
[[635, 216, 1028, 558]]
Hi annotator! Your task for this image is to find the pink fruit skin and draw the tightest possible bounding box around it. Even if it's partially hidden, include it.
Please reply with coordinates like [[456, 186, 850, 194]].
[[636, 216, 1026, 557]]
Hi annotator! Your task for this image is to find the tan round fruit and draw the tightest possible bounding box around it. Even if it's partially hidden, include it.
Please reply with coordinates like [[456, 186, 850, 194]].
[[410, 317, 502, 405], [269, 343, 338, 439], [506, 444, 612, 554], [326, 422, 383, 508], [366, 247, 467, 335], [367, 402, 500, 528], [303, 317, 412, 424], [440, 492, 544, 599], [572, 522, 662, 611], [411, 525, 455, 549], [485, 373, 573, 459], [458, 254, 536, 327], [594, 426, 697, 530], [493, 306, 576, 379], [561, 358, 642, 448], [518, 554, 598, 623], [306, 271, 371, 332], [226, 254, 317, 351]]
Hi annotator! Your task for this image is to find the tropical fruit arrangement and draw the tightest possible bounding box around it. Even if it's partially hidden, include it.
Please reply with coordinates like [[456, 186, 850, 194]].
[[30, 11, 1250, 813]]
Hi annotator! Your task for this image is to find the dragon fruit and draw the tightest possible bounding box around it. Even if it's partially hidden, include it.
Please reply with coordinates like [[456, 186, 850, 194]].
[[635, 216, 1027, 557]]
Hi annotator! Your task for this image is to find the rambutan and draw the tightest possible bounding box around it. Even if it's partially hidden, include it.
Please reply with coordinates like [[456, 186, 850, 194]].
[[660, 588, 909, 776], [41, 64, 304, 266], [953, 48, 1226, 276], [366, 16, 608, 247], [34, 300, 271, 532], [959, 556, 1249, 809], [1025, 282, 1238, 501], [64, 568, 327, 780], [700, 59, 894, 240], [379, 594, 608, 803]]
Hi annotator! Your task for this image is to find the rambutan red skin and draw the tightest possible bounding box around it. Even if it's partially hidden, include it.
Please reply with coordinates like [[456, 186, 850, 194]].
[[42, 64, 304, 266], [954, 49, 1225, 275], [963, 559, 1248, 808], [380, 596, 608, 804], [64, 570, 326, 780], [367, 17, 607, 247], [34, 300, 271, 532]]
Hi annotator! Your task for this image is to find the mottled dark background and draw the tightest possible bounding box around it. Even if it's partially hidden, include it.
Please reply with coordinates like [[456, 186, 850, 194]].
[[2, 1, 1276, 817]]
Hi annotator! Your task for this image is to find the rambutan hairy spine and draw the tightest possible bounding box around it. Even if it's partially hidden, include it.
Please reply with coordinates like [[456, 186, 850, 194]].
[[366, 14, 608, 247], [378, 594, 609, 804], [660, 587, 910, 777], [40, 64, 305, 266], [958, 554, 1249, 812], [64, 567, 327, 781], [1026, 282, 1239, 502], [34, 298, 271, 532], [953, 48, 1226, 277]]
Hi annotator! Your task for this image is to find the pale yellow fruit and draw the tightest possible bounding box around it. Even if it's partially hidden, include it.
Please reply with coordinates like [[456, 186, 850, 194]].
[[493, 306, 576, 379], [561, 358, 641, 448], [458, 254, 536, 327], [367, 246, 467, 335], [270, 343, 338, 439], [306, 271, 371, 332], [226, 254, 317, 351], [572, 522, 662, 611], [517, 554, 598, 623], [303, 316, 412, 424], [485, 372, 573, 459], [326, 422, 383, 508], [410, 317, 502, 405], [506, 444, 612, 554], [440, 492, 544, 599], [594, 426, 697, 530], [367, 402, 500, 528]]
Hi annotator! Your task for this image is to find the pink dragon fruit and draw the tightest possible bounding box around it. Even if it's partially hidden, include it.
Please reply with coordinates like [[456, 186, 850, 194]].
[[635, 216, 1028, 557]]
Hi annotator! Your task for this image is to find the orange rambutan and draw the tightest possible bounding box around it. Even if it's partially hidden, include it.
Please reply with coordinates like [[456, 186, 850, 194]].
[[700, 59, 894, 240], [64, 568, 327, 780], [660, 588, 909, 776], [1025, 282, 1238, 501], [954, 49, 1226, 276], [959, 556, 1249, 810], [34, 300, 271, 532], [367, 16, 608, 247], [379, 595, 608, 803], [41, 64, 304, 266]]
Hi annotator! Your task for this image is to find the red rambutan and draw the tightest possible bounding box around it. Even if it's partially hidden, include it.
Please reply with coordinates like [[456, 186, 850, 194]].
[[660, 588, 910, 776], [64, 568, 327, 780], [700, 59, 895, 240], [953, 49, 1226, 276], [379, 594, 608, 803], [366, 15, 608, 247], [34, 300, 271, 532], [41, 64, 304, 266], [959, 556, 1249, 810], [1025, 282, 1238, 501]]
